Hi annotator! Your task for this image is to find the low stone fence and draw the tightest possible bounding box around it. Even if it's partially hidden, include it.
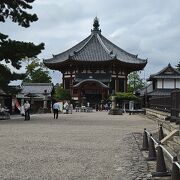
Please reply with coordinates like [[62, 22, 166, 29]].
[[146, 108, 170, 120]]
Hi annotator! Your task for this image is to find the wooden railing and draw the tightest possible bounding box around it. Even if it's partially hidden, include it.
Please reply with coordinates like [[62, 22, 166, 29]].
[[149, 96, 171, 112]]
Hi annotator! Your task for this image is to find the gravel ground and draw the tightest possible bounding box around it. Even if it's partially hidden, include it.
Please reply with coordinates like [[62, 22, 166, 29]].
[[0, 111, 156, 180]]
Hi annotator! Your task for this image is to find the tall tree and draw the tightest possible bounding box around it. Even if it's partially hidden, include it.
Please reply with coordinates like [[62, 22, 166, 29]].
[[127, 71, 144, 93], [24, 58, 52, 83], [0, 0, 44, 92], [54, 85, 71, 100], [176, 62, 180, 71]]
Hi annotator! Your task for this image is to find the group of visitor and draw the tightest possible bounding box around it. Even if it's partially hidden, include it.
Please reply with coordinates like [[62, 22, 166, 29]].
[[0, 103, 10, 119], [95, 103, 110, 111], [53, 101, 73, 119]]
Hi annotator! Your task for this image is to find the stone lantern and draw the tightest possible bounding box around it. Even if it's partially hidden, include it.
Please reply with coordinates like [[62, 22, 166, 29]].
[[43, 90, 48, 113]]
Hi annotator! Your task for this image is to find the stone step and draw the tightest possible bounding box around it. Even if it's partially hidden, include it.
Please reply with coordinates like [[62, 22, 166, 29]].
[[173, 135, 180, 145], [146, 108, 170, 120]]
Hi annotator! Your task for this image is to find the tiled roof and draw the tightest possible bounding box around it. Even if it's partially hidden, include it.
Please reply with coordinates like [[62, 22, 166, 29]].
[[20, 83, 53, 95], [148, 63, 180, 80], [150, 75, 180, 79], [44, 18, 147, 67], [136, 83, 153, 96], [148, 89, 173, 96]]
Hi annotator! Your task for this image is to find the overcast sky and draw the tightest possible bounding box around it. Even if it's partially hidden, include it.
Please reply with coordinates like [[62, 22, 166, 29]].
[[1, 0, 180, 85]]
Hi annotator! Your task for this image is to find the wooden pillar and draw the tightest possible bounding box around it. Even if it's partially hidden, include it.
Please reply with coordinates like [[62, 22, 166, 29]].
[[115, 78, 119, 93], [70, 73, 73, 96], [62, 73, 65, 89], [174, 79, 176, 88], [162, 79, 164, 88], [124, 76, 127, 92], [77, 88, 80, 99], [101, 88, 103, 100], [101, 88, 107, 100]]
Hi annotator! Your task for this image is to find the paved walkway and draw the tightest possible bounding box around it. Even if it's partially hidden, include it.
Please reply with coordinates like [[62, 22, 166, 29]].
[[0, 111, 157, 180]]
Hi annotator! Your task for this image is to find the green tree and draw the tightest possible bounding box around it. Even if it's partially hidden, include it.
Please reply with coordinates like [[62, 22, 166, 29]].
[[24, 58, 52, 83], [54, 85, 71, 100], [176, 62, 180, 71], [127, 71, 144, 93], [0, 0, 44, 91], [115, 92, 139, 101]]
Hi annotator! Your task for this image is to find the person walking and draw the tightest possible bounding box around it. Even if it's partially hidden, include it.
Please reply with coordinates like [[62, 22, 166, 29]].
[[53, 101, 60, 119], [69, 103, 73, 114], [24, 101, 30, 120]]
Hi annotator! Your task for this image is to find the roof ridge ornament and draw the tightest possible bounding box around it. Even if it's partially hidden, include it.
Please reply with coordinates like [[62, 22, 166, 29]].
[[93, 17, 100, 30], [91, 17, 101, 34]]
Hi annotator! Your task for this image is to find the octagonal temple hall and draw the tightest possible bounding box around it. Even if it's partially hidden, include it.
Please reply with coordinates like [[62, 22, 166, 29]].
[[44, 17, 147, 105]]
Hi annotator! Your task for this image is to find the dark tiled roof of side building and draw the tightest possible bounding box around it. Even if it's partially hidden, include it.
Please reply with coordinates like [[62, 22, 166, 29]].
[[148, 63, 180, 80], [136, 83, 153, 96], [147, 89, 174, 96], [20, 83, 53, 94]]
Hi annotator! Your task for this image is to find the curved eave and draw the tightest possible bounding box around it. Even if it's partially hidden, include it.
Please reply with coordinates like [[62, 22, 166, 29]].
[[43, 59, 65, 70], [148, 76, 180, 81], [44, 58, 147, 71], [116, 57, 147, 67], [148, 63, 180, 81], [73, 79, 109, 88], [44, 58, 147, 70], [110, 58, 147, 71]]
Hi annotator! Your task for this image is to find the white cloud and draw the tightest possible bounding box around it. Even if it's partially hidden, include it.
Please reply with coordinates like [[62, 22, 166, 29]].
[[1, 0, 180, 85]]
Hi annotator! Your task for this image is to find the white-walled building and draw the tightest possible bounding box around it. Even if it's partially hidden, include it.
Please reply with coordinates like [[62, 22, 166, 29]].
[[148, 63, 180, 96], [146, 63, 180, 111]]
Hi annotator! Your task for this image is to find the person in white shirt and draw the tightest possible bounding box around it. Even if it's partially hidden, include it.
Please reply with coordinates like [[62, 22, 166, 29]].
[[20, 105, 25, 116], [24, 101, 30, 120], [53, 101, 60, 119], [69, 104, 73, 114], [63, 101, 69, 114]]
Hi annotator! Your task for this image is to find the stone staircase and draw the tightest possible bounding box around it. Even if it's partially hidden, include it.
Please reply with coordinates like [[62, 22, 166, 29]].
[[157, 121, 179, 171], [161, 120, 180, 162], [145, 108, 180, 178]]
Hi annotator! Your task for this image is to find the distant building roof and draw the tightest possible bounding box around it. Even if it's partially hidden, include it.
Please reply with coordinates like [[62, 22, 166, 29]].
[[148, 89, 174, 96], [44, 17, 147, 70], [21, 83, 53, 94], [17, 83, 53, 99], [148, 63, 180, 81], [136, 83, 153, 96]]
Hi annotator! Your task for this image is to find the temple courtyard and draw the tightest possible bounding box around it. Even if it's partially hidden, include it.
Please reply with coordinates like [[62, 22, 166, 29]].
[[0, 112, 157, 180]]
